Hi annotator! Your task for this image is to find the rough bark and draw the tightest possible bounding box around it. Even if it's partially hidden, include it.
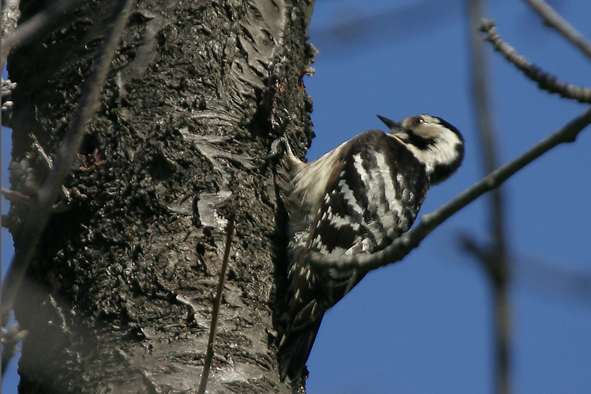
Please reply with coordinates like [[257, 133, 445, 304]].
[[5, 0, 315, 392]]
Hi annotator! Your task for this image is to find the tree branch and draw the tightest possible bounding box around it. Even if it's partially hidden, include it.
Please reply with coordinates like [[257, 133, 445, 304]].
[[1, 0, 135, 326], [480, 19, 591, 104], [523, 0, 591, 61], [309, 105, 591, 271], [466, 3, 511, 393]]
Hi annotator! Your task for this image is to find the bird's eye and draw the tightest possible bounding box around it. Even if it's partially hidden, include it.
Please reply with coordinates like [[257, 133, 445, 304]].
[[411, 116, 424, 126]]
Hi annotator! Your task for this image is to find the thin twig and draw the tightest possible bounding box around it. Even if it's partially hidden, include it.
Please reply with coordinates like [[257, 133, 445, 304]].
[[197, 214, 235, 394], [480, 19, 591, 104], [1, 0, 78, 67], [523, 0, 591, 61], [1, 0, 135, 326], [466, 2, 511, 394], [309, 105, 591, 271]]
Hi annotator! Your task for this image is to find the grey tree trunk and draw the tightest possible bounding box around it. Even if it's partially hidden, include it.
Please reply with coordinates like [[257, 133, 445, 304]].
[[5, 0, 315, 392]]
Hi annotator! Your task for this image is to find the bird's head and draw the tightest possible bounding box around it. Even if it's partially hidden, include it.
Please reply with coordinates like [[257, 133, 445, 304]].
[[378, 114, 464, 185]]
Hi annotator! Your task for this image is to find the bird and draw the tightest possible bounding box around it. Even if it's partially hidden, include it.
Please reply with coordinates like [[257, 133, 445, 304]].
[[275, 114, 464, 383]]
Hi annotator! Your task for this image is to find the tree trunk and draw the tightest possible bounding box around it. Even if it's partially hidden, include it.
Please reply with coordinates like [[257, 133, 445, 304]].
[[6, 0, 315, 392]]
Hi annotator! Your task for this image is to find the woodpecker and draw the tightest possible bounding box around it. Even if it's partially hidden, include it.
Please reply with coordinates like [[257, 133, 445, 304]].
[[276, 114, 464, 382]]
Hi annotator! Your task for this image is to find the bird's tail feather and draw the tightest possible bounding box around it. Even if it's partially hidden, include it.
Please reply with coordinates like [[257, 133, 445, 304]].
[[278, 316, 323, 382]]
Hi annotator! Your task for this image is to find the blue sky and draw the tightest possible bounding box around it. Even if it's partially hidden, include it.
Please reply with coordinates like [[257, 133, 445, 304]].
[[3, 0, 591, 393], [302, 0, 591, 393]]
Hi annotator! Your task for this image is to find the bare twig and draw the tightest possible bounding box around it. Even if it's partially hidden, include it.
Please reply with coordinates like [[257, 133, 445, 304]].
[[480, 19, 591, 104], [466, 2, 511, 394], [523, 0, 591, 61], [309, 105, 591, 271], [197, 214, 235, 394], [1, 0, 78, 67], [1, 0, 135, 326]]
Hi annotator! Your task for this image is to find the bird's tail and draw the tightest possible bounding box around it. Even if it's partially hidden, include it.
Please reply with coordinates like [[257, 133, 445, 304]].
[[278, 316, 324, 382]]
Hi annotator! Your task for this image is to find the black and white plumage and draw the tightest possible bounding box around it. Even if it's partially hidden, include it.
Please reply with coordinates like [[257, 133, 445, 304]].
[[277, 114, 464, 382]]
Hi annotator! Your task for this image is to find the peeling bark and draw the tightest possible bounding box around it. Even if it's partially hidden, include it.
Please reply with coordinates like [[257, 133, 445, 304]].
[[6, 0, 316, 392]]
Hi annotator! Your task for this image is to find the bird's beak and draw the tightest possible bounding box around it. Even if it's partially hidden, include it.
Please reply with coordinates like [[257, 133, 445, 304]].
[[377, 114, 407, 140], [377, 114, 401, 130]]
